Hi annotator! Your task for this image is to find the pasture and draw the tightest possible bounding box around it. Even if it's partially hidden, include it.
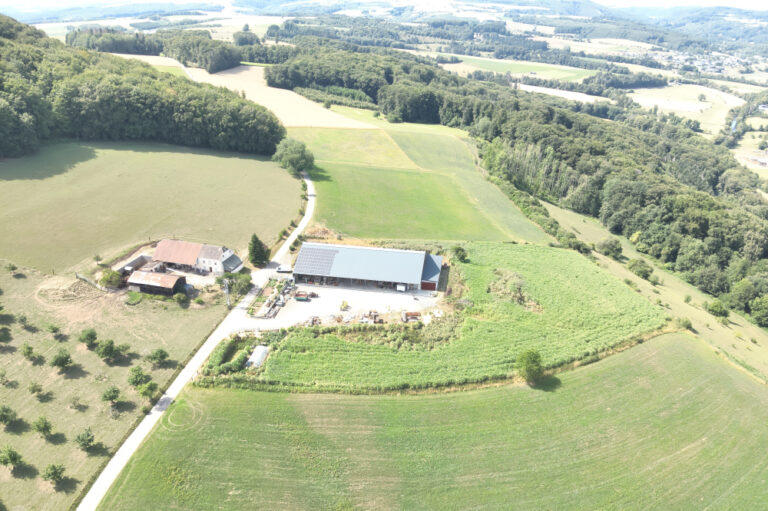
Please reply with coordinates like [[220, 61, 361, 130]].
[[544, 201, 768, 383], [257, 242, 665, 391], [0, 141, 300, 272], [101, 334, 768, 510], [629, 84, 744, 135], [731, 131, 768, 177], [290, 123, 549, 243], [0, 265, 227, 510], [436, 54, 597, 81], [152, 65, 187, 77]]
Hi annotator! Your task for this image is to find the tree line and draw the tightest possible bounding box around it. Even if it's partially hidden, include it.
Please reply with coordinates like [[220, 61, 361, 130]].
[[0, 15, 285, 158]]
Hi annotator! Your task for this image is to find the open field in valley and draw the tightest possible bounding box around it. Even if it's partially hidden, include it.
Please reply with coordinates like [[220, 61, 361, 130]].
[[629, 84, 744, 134], [0, 141, 300, 272], [709, 79, 766, 96], [102, 334, 768, 510], [289, 121, 550, 243], [0, 267, 227, 510], [152, 65, 187, 77], [532, 36, 655, 55], [432, 53, 597, 81], [256, 242, 665, 391], [545, 202, 768, 382], [731, 131, 768, 177]]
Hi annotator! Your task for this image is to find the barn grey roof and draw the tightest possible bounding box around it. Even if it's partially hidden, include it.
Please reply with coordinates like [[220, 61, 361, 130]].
[[198, 245, 225, 260], [293, 243, 428, 285], [421, 254, 443, 283]]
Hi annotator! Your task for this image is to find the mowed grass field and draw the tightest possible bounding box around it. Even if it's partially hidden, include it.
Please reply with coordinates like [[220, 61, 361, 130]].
[[438, 54, 597, 82], [289, 122, 550, 243], [0, 141, 301, 272], [258, 242, 665, 391], [544, 201, 768, 383], [151, 65, 187, 77], [102, 334, 768, 510], [0, 267, 227, 510], [629, 84, 744, 135]]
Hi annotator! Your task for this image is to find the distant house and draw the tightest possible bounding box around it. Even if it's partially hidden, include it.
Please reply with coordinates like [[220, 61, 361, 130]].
[[293, 242, 443, 291], [152, 239, 244, 275], [127, 271, 186, 296], [759, 104, 768, 112]]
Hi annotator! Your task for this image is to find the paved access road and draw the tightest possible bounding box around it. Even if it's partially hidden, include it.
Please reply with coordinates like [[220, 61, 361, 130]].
[[77, 174, 316, 511]]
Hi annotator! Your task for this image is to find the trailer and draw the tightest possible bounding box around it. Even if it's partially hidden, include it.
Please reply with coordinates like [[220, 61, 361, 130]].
[[295, 291, 310, 302], [401, 311, 421, 323]]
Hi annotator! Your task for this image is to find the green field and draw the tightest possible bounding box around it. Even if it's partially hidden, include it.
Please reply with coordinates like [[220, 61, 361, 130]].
[[102, 334, 768, 510], [441, 54, 597, 82], [289, 124, 550, 243], [151, 65, 187, 77], [0, 141, 301, 272], [544, 201, 768, 382], [251, 242, 666, 391], [0, 265, 227, 510]]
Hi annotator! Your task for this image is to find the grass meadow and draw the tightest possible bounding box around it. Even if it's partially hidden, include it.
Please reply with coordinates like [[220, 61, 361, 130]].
[[0, 141, 301, 272], [629, 84, 744, 135], [256, 242, 665, 391], [151, 65, 187, 77], [0, 266, 227, 510], [545, 201, 768, 383], [101, 334, 768, 510], [289, 123, 550, 243], [439, 54, 597, 81]]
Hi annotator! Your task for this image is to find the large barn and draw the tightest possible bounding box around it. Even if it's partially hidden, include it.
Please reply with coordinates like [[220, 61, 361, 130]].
[[293, 242, 443, 291], [127, 271, 186, 296]]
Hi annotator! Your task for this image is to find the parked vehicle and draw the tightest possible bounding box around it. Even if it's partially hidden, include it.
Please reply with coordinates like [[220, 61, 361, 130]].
[[277, 265, 292, 273]]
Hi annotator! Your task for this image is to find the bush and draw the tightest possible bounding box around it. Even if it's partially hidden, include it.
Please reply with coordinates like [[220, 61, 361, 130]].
[[78, 328, 98, 348], [0, 445, 22, 468], [516, 350, 543, 383], [127, 366, 150, 387], [705, 299, 729, 318], [42, 463, 65, 485], [28, 382, 42, 396], [173, 292, 189, 306], [75, 428, 95, 451], [675, 317, 693, 330], [596, 237, 622, 259], [452, 245, 468, 263], [146, 348, 169, 368], [627, 258, 653, 280], [0, 405, 16, 425], [272, 138, 314, 174], [95, 339, 130, 363], [49, 348, 72, 371], [32, 416, 52, 438], [102, 385, 120, 404], [99, 270, 122, 288]]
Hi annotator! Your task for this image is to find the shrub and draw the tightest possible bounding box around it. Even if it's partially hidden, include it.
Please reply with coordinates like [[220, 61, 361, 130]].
[[78, 328, 98, 348], [102, 385, 120, 404], [20, 342, 34, 360], [49, 348, 72, 371], [28, 382, 43, 396], [0, 445, 22, 468], [627, 258, 653, 280], [596, 237, 622, 260], [32, 416, 52, 438], [0, 405, 16, 425], [146, 348, 169, 368], [194, 297, 204, 305], [127, 366, 150, 387], [138, 381, 159, 400], [42, 463, 65, 485], [173, 292, 189, 306], [75, 428, 95, 451], [516, 350, 543, 383], [675, 317, 693, 330], [452, 245, 468, 263], [99, 270, 122, 288], [705, 299, 729, 318], [95, 339, 130, 363]]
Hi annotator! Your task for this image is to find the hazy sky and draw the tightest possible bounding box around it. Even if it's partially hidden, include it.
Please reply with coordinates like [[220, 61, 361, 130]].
[[2, 0, 768, 13]]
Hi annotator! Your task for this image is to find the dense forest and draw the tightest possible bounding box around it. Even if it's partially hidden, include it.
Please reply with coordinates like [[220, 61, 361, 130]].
[[263, 32, 768, 317], [0, 15, 285, 157]]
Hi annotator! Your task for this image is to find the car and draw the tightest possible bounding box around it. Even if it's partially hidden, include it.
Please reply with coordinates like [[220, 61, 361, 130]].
[[276, 265, 292, 273]]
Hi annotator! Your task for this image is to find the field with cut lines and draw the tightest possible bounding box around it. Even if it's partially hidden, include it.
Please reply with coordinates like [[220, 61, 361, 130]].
[[629, 84, 744, 134], [290, 120, 550, 243], [255, 242, 665, 391], [0, 141, 300, 272], [101, 334, 768, 510]]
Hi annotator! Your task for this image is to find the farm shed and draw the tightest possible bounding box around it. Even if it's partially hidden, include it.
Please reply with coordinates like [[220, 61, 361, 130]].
[[293, 242, 443, 291], [153, 239, 243, 275], [127, 271, 186, 296]]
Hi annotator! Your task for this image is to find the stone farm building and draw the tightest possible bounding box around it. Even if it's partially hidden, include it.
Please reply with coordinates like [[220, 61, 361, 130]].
[[153, 239, 244, 275], [127, 271, 186, 296], [293, 242, 443, 291]]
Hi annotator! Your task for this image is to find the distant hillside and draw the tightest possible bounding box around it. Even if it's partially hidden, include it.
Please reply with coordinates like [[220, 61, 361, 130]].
[[0, 14, 285, 158]]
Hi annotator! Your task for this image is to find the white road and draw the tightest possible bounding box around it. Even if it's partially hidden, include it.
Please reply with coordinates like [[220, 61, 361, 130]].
[[77, 173, 316, 511]]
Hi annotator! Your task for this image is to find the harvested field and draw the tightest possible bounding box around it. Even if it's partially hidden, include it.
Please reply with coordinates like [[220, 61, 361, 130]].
[[518, 83, 611, 103], [102, 334, 768, 510], [438, 54, 596, 82], [185, 65, 374, 129]]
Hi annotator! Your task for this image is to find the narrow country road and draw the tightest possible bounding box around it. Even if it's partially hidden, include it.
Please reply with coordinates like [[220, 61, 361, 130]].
[[77, 173, 316, 511]]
